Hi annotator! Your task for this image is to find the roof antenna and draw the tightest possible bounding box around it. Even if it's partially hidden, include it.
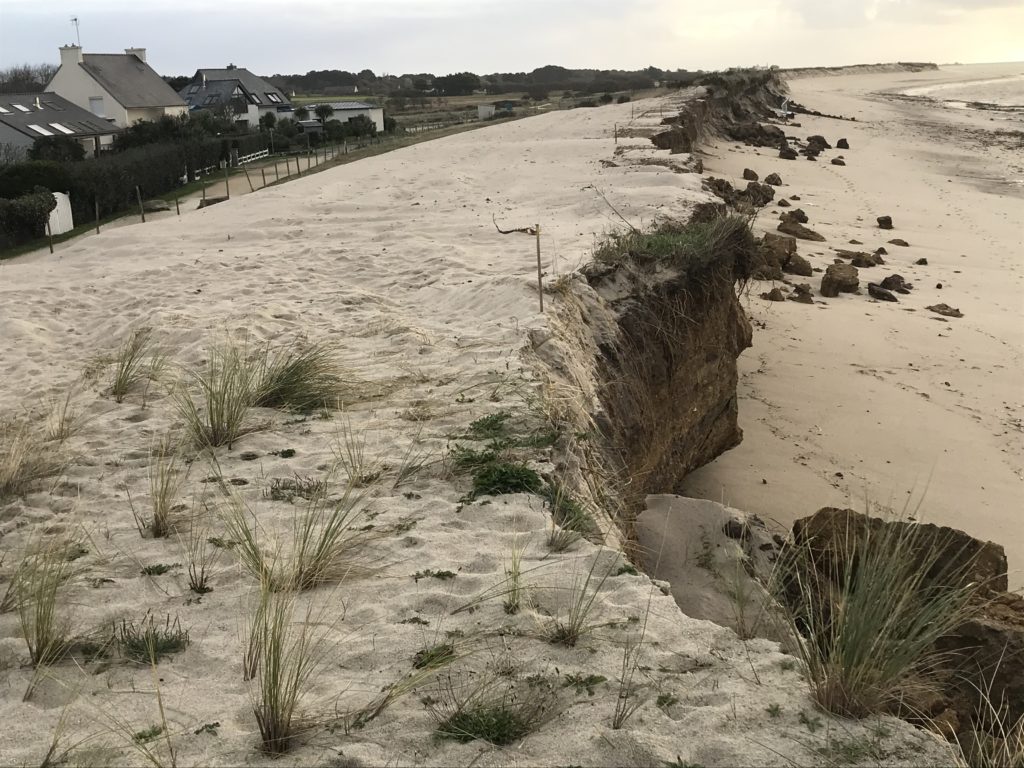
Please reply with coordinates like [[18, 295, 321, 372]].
[[70, 16, 81, 46]]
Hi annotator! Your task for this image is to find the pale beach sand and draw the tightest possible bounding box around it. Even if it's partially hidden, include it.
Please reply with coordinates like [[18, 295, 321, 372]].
[[680, 62, 1024, 589], [0, 96, 953, 766]]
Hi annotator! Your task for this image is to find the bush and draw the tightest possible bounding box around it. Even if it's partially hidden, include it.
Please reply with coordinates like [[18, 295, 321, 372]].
[[0, 188, 56, 248], [232, 132, 269, 158], [599, 93, 615, 104], [28, 137, 85, 163], [0, 160, 70, 199], [617, 95, 631, 104]]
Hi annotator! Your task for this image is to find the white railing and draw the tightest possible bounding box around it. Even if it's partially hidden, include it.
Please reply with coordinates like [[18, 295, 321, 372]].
[[238, 148, 270, 165]]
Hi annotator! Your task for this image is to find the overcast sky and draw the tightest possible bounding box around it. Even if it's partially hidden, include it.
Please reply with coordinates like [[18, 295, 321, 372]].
[[1, 0, 1021, 76]]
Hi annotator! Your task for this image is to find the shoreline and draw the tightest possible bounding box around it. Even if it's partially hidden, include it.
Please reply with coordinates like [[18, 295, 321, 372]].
[[680, 63, 1024, 589]]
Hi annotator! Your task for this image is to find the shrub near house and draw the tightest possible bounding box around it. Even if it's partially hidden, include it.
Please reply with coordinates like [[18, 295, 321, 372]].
[[0, 188, 57, 249]]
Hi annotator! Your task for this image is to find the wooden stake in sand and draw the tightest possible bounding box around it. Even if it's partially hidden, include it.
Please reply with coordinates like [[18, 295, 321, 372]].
[[243, 166, 255, 193], [493, 215, 544, 313], [261, 168, 267, 188], [224, 165, 230, 199], [94, 198, 100, 234], [274, 162, 279, 182], [174, 196, 180, 216], [135, 186, 146, 223], [535, 224, 544, 313], [46, 218, 54, 254], [201, 182, 206, 205], [614, 123, 618, 145]]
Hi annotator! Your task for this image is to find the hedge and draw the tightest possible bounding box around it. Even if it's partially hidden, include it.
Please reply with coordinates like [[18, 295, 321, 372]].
[[0, 188, 57, 249]]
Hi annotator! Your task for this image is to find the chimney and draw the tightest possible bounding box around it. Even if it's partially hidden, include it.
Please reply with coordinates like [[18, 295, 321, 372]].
[[59, 45, 83, 66], [202, 73, 207, 87], [125, 47, 146, 62], [34, 96, 42, 109]]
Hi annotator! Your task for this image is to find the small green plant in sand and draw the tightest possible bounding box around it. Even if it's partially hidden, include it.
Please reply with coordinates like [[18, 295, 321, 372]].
[[428, 672, 560, 746], [413, 569, 456, 582], [544, 483, 596, 552], [116, 613, 190, 663], [471, 461, 542, 498], [140, 563, 179, 576], [772, 509, 983, 717], [173, 342, 261, 449], [562, 672, 607, 696], [251, 339, 344, 412], [109, 327, 156, 403]]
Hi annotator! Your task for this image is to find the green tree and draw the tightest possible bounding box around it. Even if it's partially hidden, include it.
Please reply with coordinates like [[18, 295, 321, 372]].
[[314, 104, 334, 124], [259, 111, 277, 130], [293, 106, 309, 121]]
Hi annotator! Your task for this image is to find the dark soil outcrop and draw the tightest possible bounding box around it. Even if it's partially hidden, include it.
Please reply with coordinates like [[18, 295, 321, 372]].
[[779, 219, 826, 241], [821, 263, 859, 296]]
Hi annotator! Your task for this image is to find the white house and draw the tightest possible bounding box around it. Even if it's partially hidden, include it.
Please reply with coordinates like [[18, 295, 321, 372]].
[[301, 102, 385, 133], [46, 45, 187, 128]]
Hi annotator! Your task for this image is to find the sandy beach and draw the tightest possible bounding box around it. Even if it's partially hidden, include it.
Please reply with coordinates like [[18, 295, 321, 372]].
[[0, 63, 1018, 766], [681, 62, 1024, 589]]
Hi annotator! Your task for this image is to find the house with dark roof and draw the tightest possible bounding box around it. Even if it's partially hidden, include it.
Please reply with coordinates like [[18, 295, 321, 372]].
[[179, 66, 291, 127], [46, 45, 187, 128], [0, 92, 121, 156]]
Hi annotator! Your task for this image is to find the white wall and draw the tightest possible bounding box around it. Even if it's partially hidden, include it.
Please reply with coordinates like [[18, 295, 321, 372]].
[[335, 107, 385, 133], [49, 64, 128, 127]]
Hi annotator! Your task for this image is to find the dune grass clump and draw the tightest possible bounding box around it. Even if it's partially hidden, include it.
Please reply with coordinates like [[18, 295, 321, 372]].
[[0, 421, 62, 501], [222, 483, 372, 591], [116, 613, 190, 663], [109, 327, 157, 403], [174, 343, 261, 449], [131, 440, 187, 538], [247, 583, 328, 755], [773, 511, 983, 718], [252, 340, 344, 412], [544, 554, 614, 647], [429, 673, 559, 746], [16, 545, 74, 669], [593, 214, 756, 275]]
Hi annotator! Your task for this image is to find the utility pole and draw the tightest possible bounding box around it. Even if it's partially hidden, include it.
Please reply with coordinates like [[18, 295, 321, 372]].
[[70, 17, 81, 46]]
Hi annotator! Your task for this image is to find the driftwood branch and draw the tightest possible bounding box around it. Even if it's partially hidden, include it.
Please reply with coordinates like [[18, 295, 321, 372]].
[[493, 214, 537, 236]]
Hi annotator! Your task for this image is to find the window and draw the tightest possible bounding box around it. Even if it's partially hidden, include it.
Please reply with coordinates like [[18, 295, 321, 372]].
[[266, 92, 282, 103], [232, 85, 243, 96], [249, 93, 261, 104], [89, 97, 104, 116], [27, 124, 54, 136], [188, 84, 200, 94], [203, 95, 219, 105], [0, 105, 9, 114], [49, 123, 75, 135], [12, 104, 30, 112]]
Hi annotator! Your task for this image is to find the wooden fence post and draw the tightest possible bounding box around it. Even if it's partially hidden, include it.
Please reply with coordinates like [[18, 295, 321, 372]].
[[135, 186, 146, 223], [535, 224, 544, 313], [243, 165, 254, 193], [46, 218, 54, 254], [174, 196, 180, 216], [274, 162, 279, 182], [261, 168, 267, 188], [224, 165, 230, 199], [201, 182, 207, 205], [94, 198, 100, 234]]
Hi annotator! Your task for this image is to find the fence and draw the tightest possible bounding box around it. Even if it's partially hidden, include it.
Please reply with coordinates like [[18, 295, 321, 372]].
[[237, 148, 270, 165]]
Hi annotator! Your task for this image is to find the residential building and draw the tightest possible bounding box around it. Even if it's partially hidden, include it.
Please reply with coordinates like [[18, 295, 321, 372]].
[[46, 46, 187, 128], [0, 92, 121, 156], [300, 102, 384, 133], [179, 67, 291, 127]]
